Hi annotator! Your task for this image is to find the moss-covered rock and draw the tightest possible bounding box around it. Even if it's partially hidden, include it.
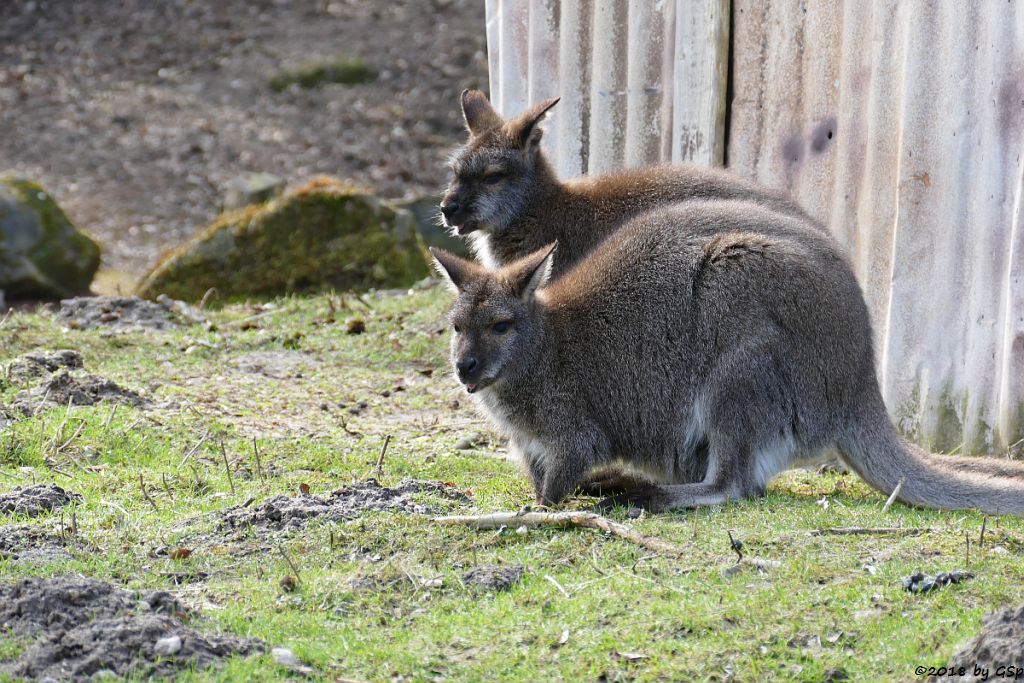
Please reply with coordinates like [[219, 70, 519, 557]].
[[136, 177, 430, 301], [0, 176, 101, 299], [395, 195, 470, 257]]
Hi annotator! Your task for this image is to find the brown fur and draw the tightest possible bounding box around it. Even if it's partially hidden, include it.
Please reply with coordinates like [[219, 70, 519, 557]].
[[441, 90, 819, 277]]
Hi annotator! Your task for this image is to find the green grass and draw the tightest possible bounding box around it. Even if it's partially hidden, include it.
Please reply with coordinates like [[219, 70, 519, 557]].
[[1, 287, 1022, 682], [269, 57, 375, 92]]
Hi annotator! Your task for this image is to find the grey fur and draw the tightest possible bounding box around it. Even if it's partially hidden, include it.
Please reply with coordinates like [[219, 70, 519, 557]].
[[431, 200, 1024, 516]]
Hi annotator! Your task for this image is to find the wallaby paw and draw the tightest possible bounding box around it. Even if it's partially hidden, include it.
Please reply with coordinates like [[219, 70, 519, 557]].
[[595, 485, 670, 514], [577, 467, 648, 496]]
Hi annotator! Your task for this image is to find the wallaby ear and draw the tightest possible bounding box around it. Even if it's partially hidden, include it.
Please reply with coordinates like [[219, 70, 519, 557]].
[[461, 89, 502, 136], [505, 243, 557, 301], [430, 247, 482, 292], [509, 97, 560, 151]]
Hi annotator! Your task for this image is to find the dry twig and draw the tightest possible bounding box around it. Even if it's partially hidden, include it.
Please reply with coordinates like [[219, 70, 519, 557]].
[[219, 439, 235, 494], [810, 526, 930, 537], [372, 434, 392, 479], [139, 473, 159, 512], [881, 477, 904, 513]]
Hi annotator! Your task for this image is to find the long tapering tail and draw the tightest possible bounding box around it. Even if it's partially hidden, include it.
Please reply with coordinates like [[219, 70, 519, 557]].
[[837, 387, 1024, 516]]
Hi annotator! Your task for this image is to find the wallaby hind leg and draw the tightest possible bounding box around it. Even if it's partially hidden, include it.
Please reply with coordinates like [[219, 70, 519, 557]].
[[577, 466, 653, 496], [595, 481, 740, 512]]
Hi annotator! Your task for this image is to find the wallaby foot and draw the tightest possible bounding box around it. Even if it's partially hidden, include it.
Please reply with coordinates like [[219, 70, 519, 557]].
[[577, 466, 653, 496], [596, 482, 739, 513]]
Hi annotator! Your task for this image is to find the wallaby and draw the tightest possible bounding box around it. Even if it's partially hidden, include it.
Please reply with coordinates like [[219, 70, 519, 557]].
[[431, 200, 1024, 516], [440, 89, 820, 276]]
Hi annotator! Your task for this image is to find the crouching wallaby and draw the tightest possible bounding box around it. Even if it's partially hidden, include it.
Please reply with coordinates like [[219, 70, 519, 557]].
[[441, 89, 819, 276], [431, 200, 1024, 516]]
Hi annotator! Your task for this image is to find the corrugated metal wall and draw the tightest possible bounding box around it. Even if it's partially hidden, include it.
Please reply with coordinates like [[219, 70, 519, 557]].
[[485, 0, 1024, 455]]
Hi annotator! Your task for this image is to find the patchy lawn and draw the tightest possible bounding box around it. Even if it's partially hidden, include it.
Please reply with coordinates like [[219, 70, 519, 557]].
[[1, 286, 1021, 682]]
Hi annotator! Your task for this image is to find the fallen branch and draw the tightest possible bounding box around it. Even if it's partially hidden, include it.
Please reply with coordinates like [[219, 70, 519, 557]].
[[810, 526, 930, 537], [434, 510, 684, 555]]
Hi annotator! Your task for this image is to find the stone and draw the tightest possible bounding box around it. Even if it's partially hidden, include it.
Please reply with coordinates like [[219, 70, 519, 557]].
[[223, 172, 285, 211], [0, 176, 101, 299], [271, 647, 297, 667], [155, 635, 183, 657], [137, 177, 431, 301], [394, 194, 470, 256]]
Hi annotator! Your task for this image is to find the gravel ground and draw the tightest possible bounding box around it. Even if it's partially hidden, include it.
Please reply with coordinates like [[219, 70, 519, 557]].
[[0, 0, 487, 276]]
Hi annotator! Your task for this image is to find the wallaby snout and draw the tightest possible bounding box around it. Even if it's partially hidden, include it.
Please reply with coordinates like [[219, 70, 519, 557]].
[[439, 190, 474, 233], [455, 354, 480, 390]]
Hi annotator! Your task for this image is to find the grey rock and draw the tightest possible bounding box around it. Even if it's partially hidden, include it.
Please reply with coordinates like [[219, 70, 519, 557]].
[[223, 172, 285, 211], [155, 635, 183, 657], [0, 176, 100, 299], [394, 194, 470, 256]]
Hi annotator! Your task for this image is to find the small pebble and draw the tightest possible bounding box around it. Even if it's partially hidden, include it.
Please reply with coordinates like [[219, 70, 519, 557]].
[[515, 525, 528, 536], [272, 647, 298, 667], [154, 635, 183, 657]]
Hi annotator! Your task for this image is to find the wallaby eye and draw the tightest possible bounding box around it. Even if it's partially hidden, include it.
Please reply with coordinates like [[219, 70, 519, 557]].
[[453, 324, 462, 334], [482, 173, 504, 185], [491, 320, 512, 335]]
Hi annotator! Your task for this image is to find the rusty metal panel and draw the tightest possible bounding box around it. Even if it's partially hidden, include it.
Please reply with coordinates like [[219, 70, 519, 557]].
[[485, 0, 1024, 453], [729, 0, 1024, 453], [484, 0, 730, 178]]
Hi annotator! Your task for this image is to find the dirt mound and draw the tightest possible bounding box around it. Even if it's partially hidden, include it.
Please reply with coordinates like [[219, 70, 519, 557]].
[[0, 577, 264, 681], [948, 604, 1024, 671], [13, 369, 146, 414], [231, 350, 319, 379], [0, 525, 75, 564], [6, 349, 84, 383], [463, 564, 525, 592], [0, 484, 81, 517], [220, 479, 470, 531], [57, 295, 204, 331], [0, 406, 13, 432]]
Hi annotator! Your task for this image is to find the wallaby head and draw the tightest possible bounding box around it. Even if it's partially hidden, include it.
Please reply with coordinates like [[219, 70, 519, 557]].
[[440, 89, 559, 237], [429, 243, 556, 393]]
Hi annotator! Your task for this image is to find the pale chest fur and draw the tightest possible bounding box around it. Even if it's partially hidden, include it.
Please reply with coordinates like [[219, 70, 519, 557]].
[[473, 387, 553, 469]]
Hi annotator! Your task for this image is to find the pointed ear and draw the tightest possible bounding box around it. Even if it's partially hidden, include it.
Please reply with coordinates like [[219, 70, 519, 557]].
[[430, 247, 482, 292], [504, 243, 557, 301], [461, 89, 502, 136], [509, 97, 559, 151]]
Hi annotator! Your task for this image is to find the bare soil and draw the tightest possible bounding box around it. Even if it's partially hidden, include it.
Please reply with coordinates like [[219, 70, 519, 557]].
[[218, 478, 470, 532], [948, 604, 1024, 670], [56, 296, 197, 331], [0, 577, 264, 681], [13, 369, 146, 414], [0, 524, 78, 564], [462, 564, 525, 592], [0, 484, 81, 517], [0, 0, 487, 276]]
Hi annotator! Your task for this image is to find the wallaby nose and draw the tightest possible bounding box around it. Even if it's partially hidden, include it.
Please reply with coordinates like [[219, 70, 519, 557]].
[[456, 356, 478, 377], [440, 200, 461, 220]]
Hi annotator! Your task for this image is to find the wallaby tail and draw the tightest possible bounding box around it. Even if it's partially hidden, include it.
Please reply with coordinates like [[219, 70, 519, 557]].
[[837, 387, 1024, 517]]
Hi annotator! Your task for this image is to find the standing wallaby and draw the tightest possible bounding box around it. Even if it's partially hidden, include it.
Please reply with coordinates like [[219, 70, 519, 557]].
[[441, 89, 819, 275], [431, 200, 1024, 515]]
